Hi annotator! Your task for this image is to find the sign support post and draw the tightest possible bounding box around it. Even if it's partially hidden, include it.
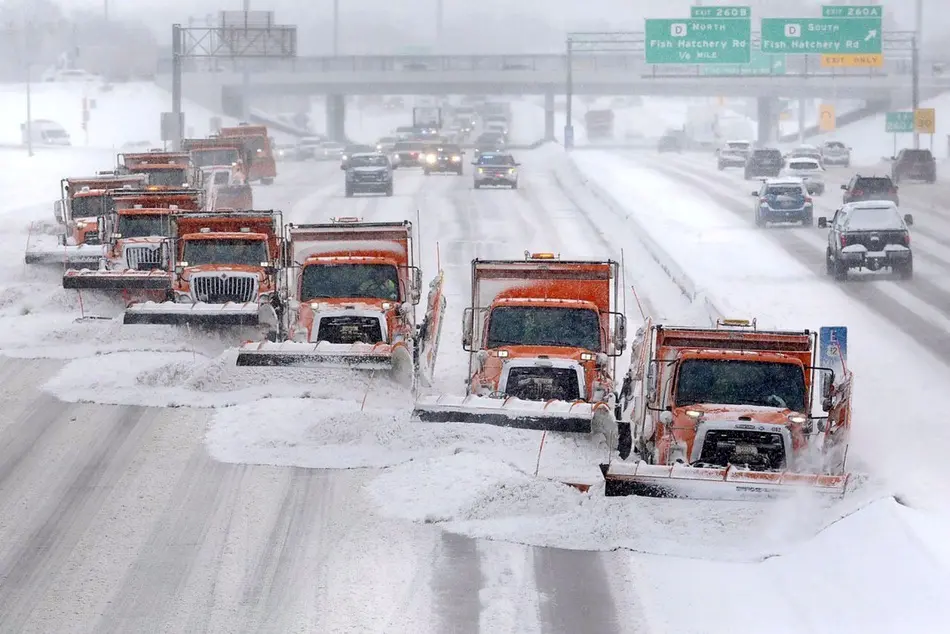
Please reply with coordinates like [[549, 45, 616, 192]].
[[170, 12, 297, 151]]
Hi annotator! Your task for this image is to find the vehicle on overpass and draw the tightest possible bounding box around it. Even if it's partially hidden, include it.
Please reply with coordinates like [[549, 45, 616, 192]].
[[891, 149, 937, 184], [751, 178, 814, 227], [820, 140, 851, 167], [716, 140, 752, 170], [604, 319, 853, 499], [744, 148, 783, 180], [472, 152, 519, 189], [343, 153, 393, 197], [820, 202, 914, 281]]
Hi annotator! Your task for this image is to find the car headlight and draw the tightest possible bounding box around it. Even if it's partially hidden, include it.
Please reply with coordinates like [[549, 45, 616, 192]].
[[451, 156, 461, 162], [426, 154, 437, 164], [478, 168, 484, 174], [508, 168, 516, 174]]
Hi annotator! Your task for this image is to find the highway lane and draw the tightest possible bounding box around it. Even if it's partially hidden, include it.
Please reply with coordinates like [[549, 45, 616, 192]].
[[0, 151, 650, 633], [636, 151, 950, 364]]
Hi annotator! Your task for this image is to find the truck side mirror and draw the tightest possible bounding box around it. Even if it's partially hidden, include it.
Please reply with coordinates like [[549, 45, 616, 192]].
[[97, 216, 105, 240], [461, 307, 474, 351], [904, 213, 914, 226], [411, 268, 422, 304], [817, 217, 828, 228], [646, 361, 658, 405], [53, 199, 64, 224], [615, 314, 627, 353]]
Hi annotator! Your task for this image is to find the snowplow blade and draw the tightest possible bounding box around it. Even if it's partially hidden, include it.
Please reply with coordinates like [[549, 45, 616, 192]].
[[123, 301, 263, 326], [235, 340, 400, 371], [412, 394, 600, 433], [24, 244, 105, 266], [62, 270, 173, 291], [599, 462, 851, 500]]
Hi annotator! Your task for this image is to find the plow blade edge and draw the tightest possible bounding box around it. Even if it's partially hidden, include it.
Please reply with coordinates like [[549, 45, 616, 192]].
[[63, 270, 173, 291], [124, 301, 262, 326], [235, 340, 399, 372], [25, 244, 105, 266], [412, 394, 596, 433], [599, 461, 851, 500]]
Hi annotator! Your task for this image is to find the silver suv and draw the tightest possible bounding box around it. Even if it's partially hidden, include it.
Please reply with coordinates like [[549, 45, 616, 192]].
[[344, 153, 393, 197], [820, 140, 851, 167], [472, 152, 519, 189]]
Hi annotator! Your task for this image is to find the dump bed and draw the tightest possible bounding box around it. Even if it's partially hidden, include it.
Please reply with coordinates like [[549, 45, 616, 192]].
[[471, 258, 617, 313], [220, 125, 268, 138], [287, 221, 412, 266], [120, 152, 191, 168], [65, 175, 147, 194], [113, 191, 202, 211]]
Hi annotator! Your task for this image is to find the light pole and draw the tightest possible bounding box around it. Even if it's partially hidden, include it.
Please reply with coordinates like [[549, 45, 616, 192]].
[[333, 0, 339, 55], [436, 0, 444, 52], [26, 63, 33, 157], [242, 0, 251, 121]]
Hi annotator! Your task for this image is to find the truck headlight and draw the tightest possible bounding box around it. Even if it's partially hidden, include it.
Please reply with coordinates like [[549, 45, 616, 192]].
[[426, 154, 437, 164]]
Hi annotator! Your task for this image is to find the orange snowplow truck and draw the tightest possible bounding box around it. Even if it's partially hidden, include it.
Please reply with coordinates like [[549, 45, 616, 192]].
[[122, 210, 283, 327], [218, 124, 276, 185], [602, 319, 853, 500], [235, 218, 446, 386], [181, 137, 247, 181], [413, 253, 627, 435], [25, 173, 148, 266], [117, 151, 200, 190], [62, 190, 203, 291]]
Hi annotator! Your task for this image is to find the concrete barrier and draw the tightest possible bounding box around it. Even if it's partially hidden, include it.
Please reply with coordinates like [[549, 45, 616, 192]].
[[552, 150, 725, 326]]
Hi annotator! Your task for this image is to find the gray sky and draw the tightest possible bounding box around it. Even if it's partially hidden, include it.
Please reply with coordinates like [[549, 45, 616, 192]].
[[65, 0, 939, 53]]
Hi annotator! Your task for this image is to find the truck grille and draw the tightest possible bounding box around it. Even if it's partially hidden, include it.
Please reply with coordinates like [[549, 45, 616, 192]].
[[124, 245, 164, 271], [315, 315, 383, 344], [190, 273, 257, 304], [505, 367, 580, 401], [696, 429, 787, 471]]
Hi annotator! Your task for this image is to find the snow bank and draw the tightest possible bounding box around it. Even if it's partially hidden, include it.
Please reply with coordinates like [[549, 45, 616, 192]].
[[0, 82, 237, 149], [0, 147, 118, 211], [366, 450, 882, 558]]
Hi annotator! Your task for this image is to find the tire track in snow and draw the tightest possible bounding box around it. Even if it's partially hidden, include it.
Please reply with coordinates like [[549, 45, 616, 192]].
[[94, 446, 246, 633], [647, 156, 950, 363], [0, 403, 152, 632], [534, 548, 624, 634]]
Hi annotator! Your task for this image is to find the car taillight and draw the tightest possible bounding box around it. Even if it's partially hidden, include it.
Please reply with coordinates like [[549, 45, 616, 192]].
[[891, 187, 898, 194], [805, 197, 813, 204], [760, 197, 769, 204], [852, 190, 862, 197], [411, 152, 418, 157], [840, 234, 847, 248], [903, 233, 911, 246]]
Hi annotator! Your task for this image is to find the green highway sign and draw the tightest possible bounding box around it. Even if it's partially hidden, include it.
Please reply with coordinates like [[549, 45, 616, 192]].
[[690, 6, 750, 19], [702, 50, 786, 76], [760, 17, 882, 54], [822, 5, 883, 18], [885, 112, 914, 133], [645, 18, 752, 64]]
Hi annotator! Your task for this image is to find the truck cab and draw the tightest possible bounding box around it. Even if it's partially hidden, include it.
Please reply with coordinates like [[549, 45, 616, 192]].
[[117, 151, 198, 189], [218, 124, 276, 184], [56, 174, 148, 246]]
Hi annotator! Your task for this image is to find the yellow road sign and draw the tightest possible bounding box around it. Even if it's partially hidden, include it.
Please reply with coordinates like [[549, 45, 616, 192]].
[[820, 54, 884, 68], [819, 104, 836, 132], [914, 108, 936, 134]]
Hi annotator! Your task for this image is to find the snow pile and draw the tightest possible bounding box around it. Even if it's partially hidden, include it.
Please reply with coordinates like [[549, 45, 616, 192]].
[[206, 396, 610, 477], [366, 451, 882, 558], [0, 147, 118, 211], [0, 82, 237, 150], [43, 348, 412, 408]]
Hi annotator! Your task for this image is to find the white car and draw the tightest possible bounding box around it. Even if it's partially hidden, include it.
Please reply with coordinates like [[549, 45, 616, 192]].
[[781, 157, 826, 195], [41, 68, 102, 83], [820, 140, 852, 167], [317, 141, 345, 161]]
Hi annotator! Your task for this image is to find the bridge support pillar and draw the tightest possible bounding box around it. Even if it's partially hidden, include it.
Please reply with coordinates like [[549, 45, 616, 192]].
[[544, 91, 556, 142], [756, 97, 777, 145], [327, 94, 346, 142]]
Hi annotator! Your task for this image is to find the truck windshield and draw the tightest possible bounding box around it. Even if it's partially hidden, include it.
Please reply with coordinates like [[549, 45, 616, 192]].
[[299, 264, 399, 301], [117, 214, 169, 238], [182, 239, 268, 266], [146, 169, 188, 187], [486, 307, 600, 351], [70, 195, 113, 219], [675, 359, 806, 412], [191, 149, 239, 167]]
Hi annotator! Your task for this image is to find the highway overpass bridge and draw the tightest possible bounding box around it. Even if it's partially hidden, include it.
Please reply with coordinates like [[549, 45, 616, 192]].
[[156, 47, 950, 143]]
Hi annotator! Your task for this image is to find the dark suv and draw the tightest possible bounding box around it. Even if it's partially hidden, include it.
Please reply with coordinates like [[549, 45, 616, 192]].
[[841, 175, 899, 205], [744, 148, 783, 179], [891, 149, 936, 184], [423, 144, 465, 175], [819, 202, 914, 281]]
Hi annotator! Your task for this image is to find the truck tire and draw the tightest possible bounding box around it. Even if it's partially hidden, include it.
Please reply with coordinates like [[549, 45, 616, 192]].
[[345, 185, 353, 198], [261, 178, 274, 185], [833, 257, 848, 282], [473, 182, 481, 190], [617, 423, 632, 460], [385, 184, 393, 197], [511, 181, 518, 190], [896, 256, 914, 280], [825, 248, 834, 276]]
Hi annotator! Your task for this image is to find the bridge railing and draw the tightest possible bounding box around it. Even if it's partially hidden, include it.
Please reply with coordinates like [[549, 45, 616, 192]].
[[156, 51, 949, 80]]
